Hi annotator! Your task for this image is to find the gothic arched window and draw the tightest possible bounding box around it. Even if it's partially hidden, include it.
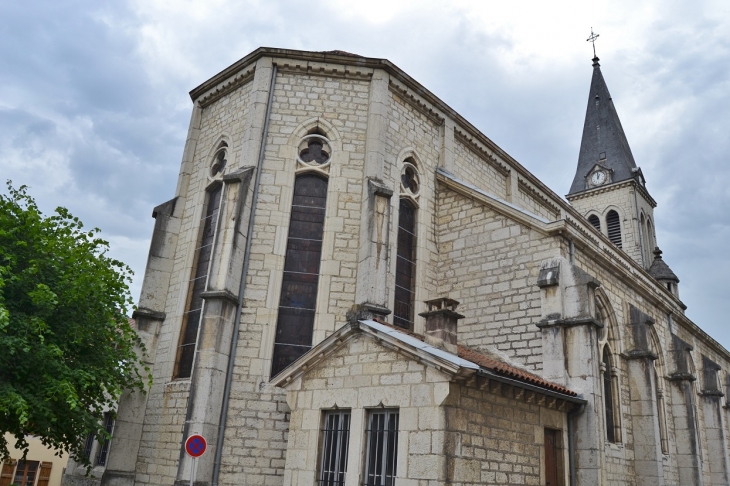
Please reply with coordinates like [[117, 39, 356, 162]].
[[271, 173, 328, 377], [606, 210, 622, 248], [394, 199, 416, 329], [654, 367, 669, 454], [588, 214, 601, 232]]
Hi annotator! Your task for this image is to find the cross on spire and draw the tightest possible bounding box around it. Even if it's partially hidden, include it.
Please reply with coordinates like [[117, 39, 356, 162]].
[[587, 28, 600, 58]]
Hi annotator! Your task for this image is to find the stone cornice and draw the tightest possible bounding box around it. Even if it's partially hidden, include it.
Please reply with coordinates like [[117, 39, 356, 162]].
[[274, 57, 374, 80], [517, 177, 562, 217], [453, 128, 511, 176], [196, 65, 256, 108], [388, 79, 445, 126], [566, 178, 657, 208]]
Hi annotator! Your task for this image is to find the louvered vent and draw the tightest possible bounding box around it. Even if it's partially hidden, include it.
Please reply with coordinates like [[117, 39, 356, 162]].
[[606, 210, 622, 248], [588, 214, 601, 231]]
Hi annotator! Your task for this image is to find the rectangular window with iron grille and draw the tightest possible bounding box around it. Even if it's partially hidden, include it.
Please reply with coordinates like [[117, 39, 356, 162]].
[[96, 412, 115, 466], [318, 410, 350, 486], [364, 409, 399, 486]]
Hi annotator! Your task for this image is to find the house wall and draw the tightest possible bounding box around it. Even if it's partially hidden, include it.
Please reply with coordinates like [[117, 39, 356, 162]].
[[4, 433, 68, 486]]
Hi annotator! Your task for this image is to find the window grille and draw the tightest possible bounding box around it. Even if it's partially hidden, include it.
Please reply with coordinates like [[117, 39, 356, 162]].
[[96, 412, 115, 466], [602, 348, 616, 443], [175, 184, 223, 378], [588, 214, 601, 231], [82, 431, 95, 461], [364, 410, 399, 486], [271, 174, 328, 377], [394, 200, 416, 329], [605, 210, 622, 248], [319, 411, 350, 486]]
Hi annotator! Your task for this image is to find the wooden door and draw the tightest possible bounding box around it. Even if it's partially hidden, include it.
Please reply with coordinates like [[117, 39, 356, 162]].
[[544, 429, 563, 486]]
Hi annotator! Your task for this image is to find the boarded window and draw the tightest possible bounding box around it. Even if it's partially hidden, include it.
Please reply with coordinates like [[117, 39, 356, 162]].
[[606, 210, 622, 248], [364, 410, 399, 486], [271, 174, 328, 377], [319, 410, 351, 486], [603, 347, 616, 442], [588, 214, 601, 231], [96, 412, 115, 466], [174, 184, 223, 379], [394, 200, 416, 329]]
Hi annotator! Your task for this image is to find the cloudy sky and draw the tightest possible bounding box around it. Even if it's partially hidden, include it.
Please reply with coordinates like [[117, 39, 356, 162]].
[[2, 0, 729, 349]]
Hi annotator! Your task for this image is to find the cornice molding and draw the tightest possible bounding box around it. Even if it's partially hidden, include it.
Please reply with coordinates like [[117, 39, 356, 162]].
[[274, 57, 374, 80], [517, 177, 562, 217], [566, 178, 657, 208], [196, 65, 256, 108], [453, 128, 510, 176], [388, 79, 444, 126]]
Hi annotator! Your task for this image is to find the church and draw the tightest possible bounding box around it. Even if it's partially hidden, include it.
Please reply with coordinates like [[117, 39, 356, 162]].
[[65, 47, 730, 486]]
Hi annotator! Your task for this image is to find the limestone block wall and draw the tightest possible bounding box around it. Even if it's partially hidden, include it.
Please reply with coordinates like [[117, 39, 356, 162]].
[[451, 137, 508, 200], [435, 187, 562, 371], [281, 334, 451, 486], [444, 384, 569, 486]]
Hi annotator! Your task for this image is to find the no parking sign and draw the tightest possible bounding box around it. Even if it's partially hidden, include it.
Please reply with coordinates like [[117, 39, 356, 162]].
[[185, 434, 207, 458], [185, 434, 206, 486]]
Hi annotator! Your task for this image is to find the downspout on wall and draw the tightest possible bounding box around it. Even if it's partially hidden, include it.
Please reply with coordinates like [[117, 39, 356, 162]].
[[568, 402, 586, 486], [211, 63, 278, 486]]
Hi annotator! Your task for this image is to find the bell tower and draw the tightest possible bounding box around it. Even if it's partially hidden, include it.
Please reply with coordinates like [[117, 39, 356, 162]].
[[566, 56, 658, 269]]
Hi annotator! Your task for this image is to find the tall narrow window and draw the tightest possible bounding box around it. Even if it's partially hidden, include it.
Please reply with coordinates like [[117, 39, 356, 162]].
[[96, 412, 115, 466], [82, 431, 95, 461], [394, 200, 416, 329], [319, 410, 351, 486], [603, 347, 616, 442], [606, 210, 622, 248], [654, 368, 669, 454], [271, 174, 328, 377], [174, 184, 223, 378], [365, 410, 399, 486], [588, 214, 601, 231]]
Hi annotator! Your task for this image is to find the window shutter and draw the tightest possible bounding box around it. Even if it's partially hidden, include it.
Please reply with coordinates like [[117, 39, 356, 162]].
[[588, 214, 601, 231], [36, 462, 53, 486], [0, 460, 17, 486]]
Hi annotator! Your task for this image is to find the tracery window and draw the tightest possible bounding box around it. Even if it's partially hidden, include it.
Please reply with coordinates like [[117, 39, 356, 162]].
[[174, 184, 223, 379], [606, 210, 622, 248], [271, 174, 328, 377]]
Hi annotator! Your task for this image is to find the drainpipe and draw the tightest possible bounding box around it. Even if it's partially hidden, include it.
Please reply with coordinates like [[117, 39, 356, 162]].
[[211, 63, 278, 486], [568, 401, 586, 486]]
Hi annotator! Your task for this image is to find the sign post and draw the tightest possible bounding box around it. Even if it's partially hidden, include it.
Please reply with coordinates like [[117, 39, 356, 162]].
[[185, 434, 207, 486]]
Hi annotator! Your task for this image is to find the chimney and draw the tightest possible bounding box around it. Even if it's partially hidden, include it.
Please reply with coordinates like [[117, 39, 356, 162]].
[[418, 297, 464, 355]]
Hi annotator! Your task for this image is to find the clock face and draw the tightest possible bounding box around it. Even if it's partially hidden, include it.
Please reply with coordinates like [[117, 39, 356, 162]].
[[591, 171, 606, 186]]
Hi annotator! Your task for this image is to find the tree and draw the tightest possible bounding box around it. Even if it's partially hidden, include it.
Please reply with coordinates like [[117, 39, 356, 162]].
[[0, 182, 150, 466]]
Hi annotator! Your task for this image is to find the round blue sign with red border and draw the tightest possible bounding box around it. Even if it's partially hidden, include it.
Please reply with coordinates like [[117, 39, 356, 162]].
[[185, 434, 207, 458]]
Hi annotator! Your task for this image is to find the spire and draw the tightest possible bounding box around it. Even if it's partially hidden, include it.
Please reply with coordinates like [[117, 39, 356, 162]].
[[568, 58, 641, 195]]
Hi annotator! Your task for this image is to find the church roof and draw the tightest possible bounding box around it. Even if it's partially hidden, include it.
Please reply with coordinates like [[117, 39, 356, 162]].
[[569, 58, 640, 195], [648, 247, 679, 282]]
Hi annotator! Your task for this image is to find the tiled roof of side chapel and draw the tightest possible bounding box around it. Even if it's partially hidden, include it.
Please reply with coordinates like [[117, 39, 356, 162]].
[[569, 57, 643, 195]]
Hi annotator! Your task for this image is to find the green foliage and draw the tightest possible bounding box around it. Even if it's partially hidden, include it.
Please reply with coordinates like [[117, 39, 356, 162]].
[[0, 182, 150, 466]]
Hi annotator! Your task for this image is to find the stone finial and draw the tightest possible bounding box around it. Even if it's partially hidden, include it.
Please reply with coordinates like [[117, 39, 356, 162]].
[[418, 297, 464, 355]]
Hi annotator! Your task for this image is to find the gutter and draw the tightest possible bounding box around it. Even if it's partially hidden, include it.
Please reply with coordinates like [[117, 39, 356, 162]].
[[567, 402, 586, 486], [211, 63, 278, 486]]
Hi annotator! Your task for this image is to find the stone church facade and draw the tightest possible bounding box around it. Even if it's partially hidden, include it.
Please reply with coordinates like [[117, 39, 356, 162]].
[[66, 48, 730, 486]]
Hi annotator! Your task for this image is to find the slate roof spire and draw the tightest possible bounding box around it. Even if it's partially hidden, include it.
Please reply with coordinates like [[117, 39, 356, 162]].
[[568, 57, 641, 195]]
